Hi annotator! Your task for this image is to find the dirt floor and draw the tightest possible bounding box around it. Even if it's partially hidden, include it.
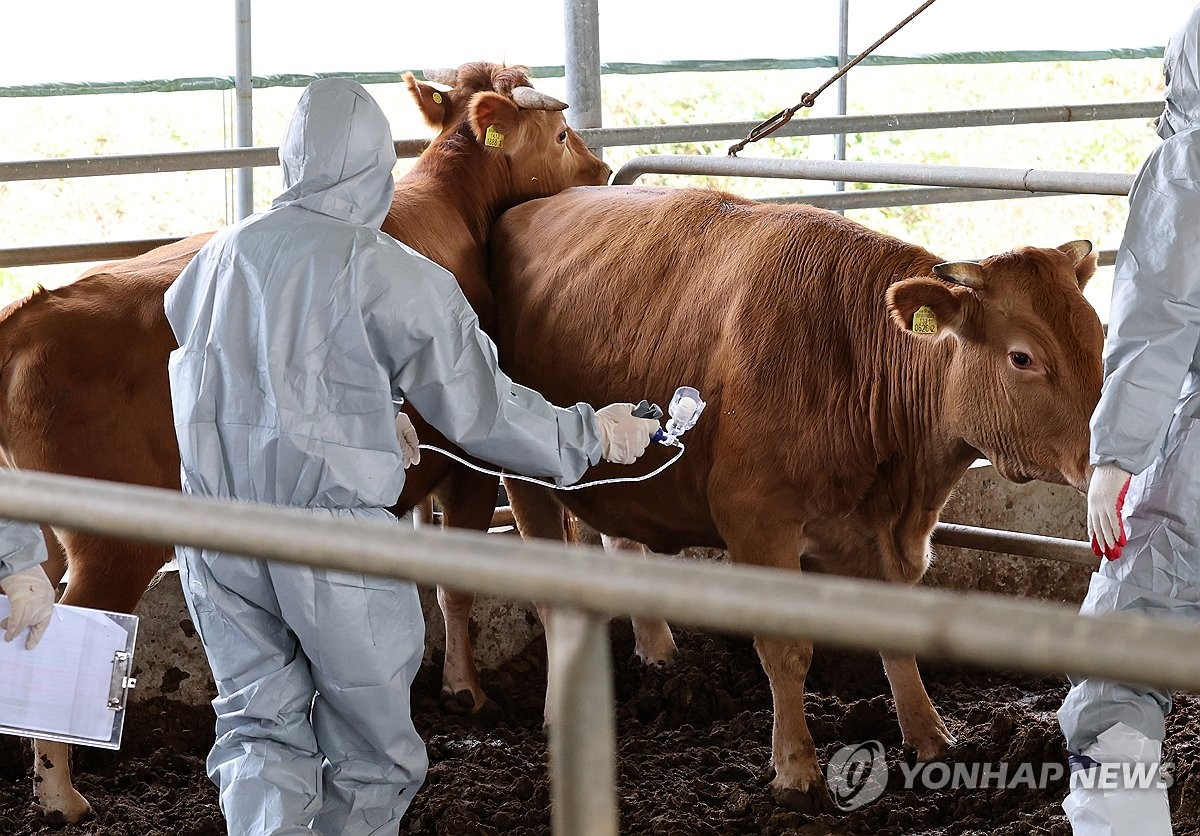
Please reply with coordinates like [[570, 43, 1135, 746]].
[[2, 621, 1198, 836]]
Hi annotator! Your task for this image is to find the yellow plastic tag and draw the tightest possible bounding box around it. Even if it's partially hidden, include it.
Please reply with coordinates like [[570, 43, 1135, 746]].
[[912, 305, 938, 334], [432, 91, 443, 104], [484, 125, 505, 148]]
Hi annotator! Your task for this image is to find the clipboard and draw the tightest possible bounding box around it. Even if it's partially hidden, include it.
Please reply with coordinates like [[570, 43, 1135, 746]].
[[0, 599, 138, 750]]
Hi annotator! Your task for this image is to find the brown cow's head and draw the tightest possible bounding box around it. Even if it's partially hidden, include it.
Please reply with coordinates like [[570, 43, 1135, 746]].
[[887, 240, 1103, 491], [404, 63, 611, 201]]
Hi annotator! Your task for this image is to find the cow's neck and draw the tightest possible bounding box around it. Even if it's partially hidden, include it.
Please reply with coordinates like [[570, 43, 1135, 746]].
[[875, 320, 981, 510], [401, 132, 512, 249], [387, 131, 515, 328]]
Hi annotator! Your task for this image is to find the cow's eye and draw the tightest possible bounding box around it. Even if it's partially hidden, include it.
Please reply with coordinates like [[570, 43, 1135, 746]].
[[1010, 351, 1033, 369], [556, 130, 568, 144]]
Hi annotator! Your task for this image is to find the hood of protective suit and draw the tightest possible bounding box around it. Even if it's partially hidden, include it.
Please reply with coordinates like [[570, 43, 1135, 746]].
[[271, 77, 396, 228], [1158, 3, 1200, 138]]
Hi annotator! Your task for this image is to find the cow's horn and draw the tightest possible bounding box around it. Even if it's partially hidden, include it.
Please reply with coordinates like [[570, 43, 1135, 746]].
[[511, 86, 569, 111], [933, 261, 986, 289], [421, 67, 459, 87]]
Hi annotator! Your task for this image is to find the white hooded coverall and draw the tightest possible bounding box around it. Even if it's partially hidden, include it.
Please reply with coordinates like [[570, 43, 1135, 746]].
[[165, 78, 602, 835], [1057, 5, 1200, 834], [0, 518, 48, 580]]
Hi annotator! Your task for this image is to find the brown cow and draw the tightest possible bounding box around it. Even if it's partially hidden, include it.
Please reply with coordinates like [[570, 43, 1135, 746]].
[[461, 184, 1103, 810], [0, 62, 608, 824]]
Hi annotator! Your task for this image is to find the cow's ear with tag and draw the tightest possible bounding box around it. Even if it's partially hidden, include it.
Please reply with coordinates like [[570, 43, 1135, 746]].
[[887, 276, 982, 342], [404, 73, 449, 130], [469, 92, 520, 153]]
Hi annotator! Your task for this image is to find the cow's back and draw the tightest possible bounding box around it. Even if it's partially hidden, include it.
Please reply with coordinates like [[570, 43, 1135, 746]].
[[489, 185, 942, 553], [0, 233, 211, 483]]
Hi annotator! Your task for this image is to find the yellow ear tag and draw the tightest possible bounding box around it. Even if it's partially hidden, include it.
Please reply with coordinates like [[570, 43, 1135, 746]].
[[912, 305, 938, 335], [432, 91, 443, 104], [484, 124, 505, 148]]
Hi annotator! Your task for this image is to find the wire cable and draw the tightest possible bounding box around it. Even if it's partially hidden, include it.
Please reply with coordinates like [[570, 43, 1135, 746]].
[[416, 442, 684, 490]]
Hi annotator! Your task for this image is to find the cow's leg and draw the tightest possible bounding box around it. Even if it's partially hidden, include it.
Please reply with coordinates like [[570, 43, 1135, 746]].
[[40, 525, 67, 587], [33, 533, 170, 825], [723, 522, 829, 811], [599, 535, 677, 665], [503, 479, 577, 725], [875, 536, 954, 760], [433, 466, 501, 713], [881, 653, 954, 759], [753, 632, 827, 811]]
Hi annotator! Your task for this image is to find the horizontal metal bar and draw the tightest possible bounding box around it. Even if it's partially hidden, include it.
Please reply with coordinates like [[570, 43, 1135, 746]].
[[763, 185, 1061, 210], [494, 505, 1096, 567], [579, 101, 1160, 148], [1, 102, 1158, 185], [0, 139, 429, 183], [0, 238, 183, 269], [0, 467, 1193, 691], [613, 154, 1136, 196], [932, 523, 1097, 568]]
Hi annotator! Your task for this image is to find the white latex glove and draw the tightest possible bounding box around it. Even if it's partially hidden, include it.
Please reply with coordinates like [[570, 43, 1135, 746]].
[[395, 412, 421, 468], [1087, 463, 1132, 561], [0, 564, 55, 649], [595, 403, 662, 465]]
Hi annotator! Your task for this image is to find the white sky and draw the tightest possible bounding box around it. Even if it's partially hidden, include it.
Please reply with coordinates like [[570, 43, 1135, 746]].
[[3, 0, 1198, 85]]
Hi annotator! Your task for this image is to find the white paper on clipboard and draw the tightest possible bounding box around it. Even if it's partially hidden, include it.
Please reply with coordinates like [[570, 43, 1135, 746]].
[[0, 597, 133, 743]]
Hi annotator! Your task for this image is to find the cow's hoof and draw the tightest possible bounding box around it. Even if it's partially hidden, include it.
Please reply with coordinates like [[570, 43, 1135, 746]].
[[470, 696, 504, 725], [771, 782, 833, 814], [439, 688, 483, 714], [903, 730, 956, 764], [32, 796, 93, 827]]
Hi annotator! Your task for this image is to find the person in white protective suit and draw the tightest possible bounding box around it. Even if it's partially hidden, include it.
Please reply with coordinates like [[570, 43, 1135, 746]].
[[0, 517, 55, 650], [165, 78, 660, 836], [1057, 5, 1200, 835]]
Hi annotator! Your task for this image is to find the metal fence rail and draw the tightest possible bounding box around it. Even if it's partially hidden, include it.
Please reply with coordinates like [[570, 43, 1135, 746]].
[[0, 467, 1191, 834], [0, 101, 1151, 269], [612, 153, 1136, 195]]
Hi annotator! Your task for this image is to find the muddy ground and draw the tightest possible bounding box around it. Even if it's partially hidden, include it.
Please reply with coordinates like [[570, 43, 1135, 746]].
[[2, 621, 1198, 836]]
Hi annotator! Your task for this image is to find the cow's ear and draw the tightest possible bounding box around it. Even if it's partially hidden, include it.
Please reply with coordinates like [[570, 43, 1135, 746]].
[[404, 72, 448, 129], [469, 91, 520, 153], [887, 276, 981, 342], [1057, 239, 1097, 290]]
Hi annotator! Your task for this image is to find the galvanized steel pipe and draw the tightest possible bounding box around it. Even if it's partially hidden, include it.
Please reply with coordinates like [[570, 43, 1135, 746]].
[[233, 0, 254, 220], [613, 154, 1136, 195], [564, 0, 603, 157], [578, 101, 1160, 149], [0, 103, 1155, 184], [0, 468, 1195, 691], [931, 523, 1097, 568], [547, 607, 619, 836], [0, 140, 430, 182], [489, 508, 1098, 568], [0, 238, 183, 269]]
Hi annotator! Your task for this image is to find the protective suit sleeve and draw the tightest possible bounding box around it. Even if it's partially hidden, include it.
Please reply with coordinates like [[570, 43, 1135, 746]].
[[1091, 136, 1200, 474], [361, 244, 603, 486], [0, 517, 49, 580]]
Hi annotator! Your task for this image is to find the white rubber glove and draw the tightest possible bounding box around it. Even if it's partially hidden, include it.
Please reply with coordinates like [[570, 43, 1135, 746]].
[[595, 403, 662, 465], [0, 564, 55, 649], [395, 412, 421, 468], [1087, 463, 1132, 561]]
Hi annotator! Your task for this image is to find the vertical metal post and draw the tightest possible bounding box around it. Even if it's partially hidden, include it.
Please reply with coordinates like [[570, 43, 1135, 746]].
[[546, 606, 618, 836], [834, 0, 850, 198], [233, 0, 254, 220], [564, 0, 603, 158]]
